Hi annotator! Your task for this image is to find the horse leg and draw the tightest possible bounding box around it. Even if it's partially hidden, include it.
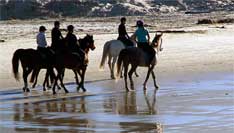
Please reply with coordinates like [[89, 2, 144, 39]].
[[52, 74, 58, 95], [128, 65, 137, 90], [76, 69, 82, 92], [112, 57, 117, 79], [23, 67, 32, 92], [108, 56, 114, 79], [32, 69, 40, 88], [79, 67, 87, 92], [58, 72, 69, 93], [123, 64, 129, 91], [57, 68, 65, 90], [73, 70, 79, 85], [134, 69, 139, 77], [46, 68, 54, 89], [143, 65, 154, 91], [151, 70, 159, 89], [120, 66, 123, 78], [42, 69, 50, 91], [53, 67, 68, 94]]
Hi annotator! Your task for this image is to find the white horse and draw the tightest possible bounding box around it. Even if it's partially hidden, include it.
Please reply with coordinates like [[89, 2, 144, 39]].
[[99, 39, 138, 79]]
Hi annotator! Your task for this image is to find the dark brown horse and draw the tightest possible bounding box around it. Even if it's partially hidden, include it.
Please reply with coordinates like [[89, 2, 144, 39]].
[[116, 33, 163, 91], [51, 34, 95, 94], [12, 34, 95, 93], [12, 48, 54, 92]]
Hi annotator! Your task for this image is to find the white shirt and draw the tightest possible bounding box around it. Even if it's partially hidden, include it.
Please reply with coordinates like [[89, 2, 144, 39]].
[[36, 32, 47, 48]]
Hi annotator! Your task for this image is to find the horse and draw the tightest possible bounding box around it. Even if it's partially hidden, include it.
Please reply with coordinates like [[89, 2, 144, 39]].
[[51, 34, 95, 94], [116, 33, 163, 91], [12, 48, 54, 92], [99, 39, 138, 79]]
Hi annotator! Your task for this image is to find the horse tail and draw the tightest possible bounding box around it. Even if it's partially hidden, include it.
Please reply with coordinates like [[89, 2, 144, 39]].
[[116, 49, 126, 77], [99, 41, 110, 69], [12, 49, 23, 81]]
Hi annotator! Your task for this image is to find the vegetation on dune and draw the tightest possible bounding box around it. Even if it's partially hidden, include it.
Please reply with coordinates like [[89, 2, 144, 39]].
[[0, 0, 234, 20]]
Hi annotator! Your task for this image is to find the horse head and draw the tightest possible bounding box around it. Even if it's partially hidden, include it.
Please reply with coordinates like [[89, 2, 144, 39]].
[[85, 34, 96, 51], [79, 34, 96, 53], [151, 32, 163, 52]]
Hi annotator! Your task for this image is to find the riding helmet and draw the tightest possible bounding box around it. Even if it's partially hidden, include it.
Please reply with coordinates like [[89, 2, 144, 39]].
[[39, 26, 46, 32], [136, 20, 144, 27], [67, 25, 74, 31], [54, 21, 60, 26], [121, 17, 126, 22]]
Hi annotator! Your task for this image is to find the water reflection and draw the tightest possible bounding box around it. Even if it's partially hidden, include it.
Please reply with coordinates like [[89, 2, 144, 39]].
[[144, 89, 158, 115], [103, 89, 158, 115], [10, 90, 162, 132], [13, 97, 90, 132]]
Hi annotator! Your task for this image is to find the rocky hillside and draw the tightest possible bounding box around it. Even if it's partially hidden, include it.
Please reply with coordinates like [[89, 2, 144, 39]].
[[0, 0, 234, 20]]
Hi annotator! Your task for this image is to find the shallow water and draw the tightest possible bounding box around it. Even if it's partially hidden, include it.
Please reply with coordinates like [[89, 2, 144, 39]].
[[0, 74, 233, 133]]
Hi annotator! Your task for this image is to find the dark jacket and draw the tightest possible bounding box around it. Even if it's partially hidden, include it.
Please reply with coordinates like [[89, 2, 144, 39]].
[[51, 27, 63, 49], [118, 23, 129, 39], [117, 23, 133, 47], [65, 32, 79, 53]]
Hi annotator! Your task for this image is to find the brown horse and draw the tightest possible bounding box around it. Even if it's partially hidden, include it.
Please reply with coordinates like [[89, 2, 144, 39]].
[[51, 34, 95, 94], [12, 48, 54, 92], [116, 33, 163, 91], [31, 35, 95, 92]]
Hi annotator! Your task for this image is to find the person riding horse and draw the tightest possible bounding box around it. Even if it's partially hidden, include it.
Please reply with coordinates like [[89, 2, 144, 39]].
[[117, 17, 134, 47], [132, 20, 155, 63], [51, 21, 64, 52], [36, 26, 53, 64], [65, 25, 86, 64]]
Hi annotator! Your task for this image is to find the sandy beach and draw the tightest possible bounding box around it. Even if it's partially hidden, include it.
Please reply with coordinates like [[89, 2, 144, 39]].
[[0, 15, 234, 132]]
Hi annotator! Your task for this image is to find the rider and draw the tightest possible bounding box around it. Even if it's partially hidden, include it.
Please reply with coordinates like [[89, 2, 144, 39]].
[[117, 17, 134, 47], [51, 21, 64, 51], [133, 20, 155, 63], [36, 26, 53, 63], [65, 25, 79, 53], [65, 25, 85, 64], [36, 26, 48, 52]]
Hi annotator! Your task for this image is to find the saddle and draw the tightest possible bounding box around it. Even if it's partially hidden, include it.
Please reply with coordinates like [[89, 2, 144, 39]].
[[37, 48, 54, 64], [118, 37, 134, 48]]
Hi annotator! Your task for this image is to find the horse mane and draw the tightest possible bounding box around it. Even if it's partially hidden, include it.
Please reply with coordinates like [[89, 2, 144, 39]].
[[151, 33, 162, 45]]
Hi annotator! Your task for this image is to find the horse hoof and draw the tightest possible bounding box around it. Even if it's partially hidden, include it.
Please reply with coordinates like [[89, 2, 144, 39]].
[[126, 88, 130, 92], [43, 88, 46, 91], [82, 88, 86, 92], [57, 86, 62, 90], [65, 90, 69, 93], [32, 85, 36, 88], [47, 85, 51, 88], [26, 88, 30, 92], [155, 85, 159, 90], [53, 92, 56, 95], [111, 75, 115, 79]]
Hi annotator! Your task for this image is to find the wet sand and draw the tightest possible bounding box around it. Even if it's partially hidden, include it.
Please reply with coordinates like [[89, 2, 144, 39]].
[[0, 74, 233, 133], [0, 18, 234, 132]]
